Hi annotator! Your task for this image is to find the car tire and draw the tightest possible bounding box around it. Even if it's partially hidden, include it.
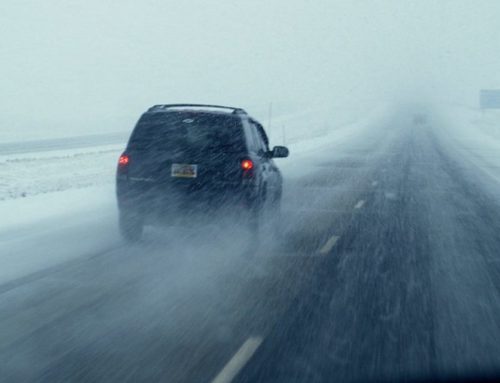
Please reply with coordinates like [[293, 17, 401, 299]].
[[119, 212, 143, 243]]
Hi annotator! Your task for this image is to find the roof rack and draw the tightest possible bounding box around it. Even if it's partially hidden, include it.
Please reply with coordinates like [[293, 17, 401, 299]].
[[147, 104, 247, 115]]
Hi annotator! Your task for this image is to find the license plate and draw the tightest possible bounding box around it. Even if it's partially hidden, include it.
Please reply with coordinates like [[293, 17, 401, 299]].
[[171, 163, 198, 178]]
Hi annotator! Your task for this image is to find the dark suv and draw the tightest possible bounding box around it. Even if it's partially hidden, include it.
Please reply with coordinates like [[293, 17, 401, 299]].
[[116, 104, 289, 241]]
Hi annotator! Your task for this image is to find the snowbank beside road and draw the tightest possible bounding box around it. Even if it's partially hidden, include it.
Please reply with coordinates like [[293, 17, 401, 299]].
[[437, 106, 500, 188], [278, 104, 390, 179], [0, 143, 123, 283], [0, 186, 120, 284]]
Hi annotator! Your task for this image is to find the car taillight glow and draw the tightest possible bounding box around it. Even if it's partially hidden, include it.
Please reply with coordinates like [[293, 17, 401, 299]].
[[118, 154, 129, 166], [241, 159, 253, 170]]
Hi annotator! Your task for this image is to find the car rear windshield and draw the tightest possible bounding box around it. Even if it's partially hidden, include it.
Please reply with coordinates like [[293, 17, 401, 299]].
[[128, 112, 245, 153]]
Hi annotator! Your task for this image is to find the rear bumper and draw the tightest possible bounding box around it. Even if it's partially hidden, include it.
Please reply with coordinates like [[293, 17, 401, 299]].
[[116, 177, 258, 224]]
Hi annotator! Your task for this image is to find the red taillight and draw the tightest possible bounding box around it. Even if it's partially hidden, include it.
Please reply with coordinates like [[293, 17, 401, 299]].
[[241, 159, 254, 170], [118, 154, 129, 166]]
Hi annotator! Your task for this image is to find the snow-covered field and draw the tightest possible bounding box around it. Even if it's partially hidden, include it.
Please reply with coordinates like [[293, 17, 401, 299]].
[[0, 145, 123, 200]]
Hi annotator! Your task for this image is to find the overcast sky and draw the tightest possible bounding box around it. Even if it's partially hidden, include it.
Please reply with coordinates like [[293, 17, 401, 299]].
[[1, 0, 500, 139]]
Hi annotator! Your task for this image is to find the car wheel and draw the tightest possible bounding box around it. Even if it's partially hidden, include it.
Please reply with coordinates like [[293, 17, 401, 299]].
[[119, 212, 143, 243]]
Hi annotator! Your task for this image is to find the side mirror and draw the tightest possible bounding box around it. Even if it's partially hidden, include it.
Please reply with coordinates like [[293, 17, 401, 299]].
[[271, 146, 289, 158]]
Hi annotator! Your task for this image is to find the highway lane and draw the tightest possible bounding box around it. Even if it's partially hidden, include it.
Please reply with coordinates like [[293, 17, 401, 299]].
[[2, 115, 500, 382], [235, 120, 500, 382]]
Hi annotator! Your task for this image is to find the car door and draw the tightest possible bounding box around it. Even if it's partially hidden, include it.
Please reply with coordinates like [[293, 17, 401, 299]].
[[249, 120, 279, 201]]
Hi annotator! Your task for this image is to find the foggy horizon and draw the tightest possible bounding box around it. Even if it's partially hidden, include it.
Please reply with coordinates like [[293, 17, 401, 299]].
[[2, 0, 500, 140]]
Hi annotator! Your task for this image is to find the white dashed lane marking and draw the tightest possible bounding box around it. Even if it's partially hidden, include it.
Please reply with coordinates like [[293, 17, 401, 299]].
[[319, 235, 340, 255], [211, 337, 263, 383], [354, 200, 365, 209]]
